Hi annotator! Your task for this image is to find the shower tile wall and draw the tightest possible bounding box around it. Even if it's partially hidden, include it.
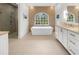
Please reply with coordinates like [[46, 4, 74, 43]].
[[0, 4, 18, 34]]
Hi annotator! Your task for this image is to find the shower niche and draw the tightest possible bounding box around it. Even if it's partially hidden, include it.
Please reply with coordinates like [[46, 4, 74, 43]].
[[34, 12, 49, 25]]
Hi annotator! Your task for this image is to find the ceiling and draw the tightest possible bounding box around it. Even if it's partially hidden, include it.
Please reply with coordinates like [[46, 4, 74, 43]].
[[25, 3, 56, 6]]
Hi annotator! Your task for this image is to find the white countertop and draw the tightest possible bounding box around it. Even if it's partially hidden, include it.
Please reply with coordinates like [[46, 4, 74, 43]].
[[56, 25, 79, 34], [0, 31, 9, 36], [63, 26, 79, 33]]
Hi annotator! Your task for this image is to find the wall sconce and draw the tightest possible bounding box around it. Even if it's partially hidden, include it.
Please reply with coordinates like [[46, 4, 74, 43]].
[[75, 6, 79, 9], [23, 14, 27, 19], [50, 6, 53, 9], [56, 14, 59, 19]]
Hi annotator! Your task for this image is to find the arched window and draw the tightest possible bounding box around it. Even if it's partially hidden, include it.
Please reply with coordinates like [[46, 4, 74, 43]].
[[34, 12, 49, 26], [67, 12, 75, 23]]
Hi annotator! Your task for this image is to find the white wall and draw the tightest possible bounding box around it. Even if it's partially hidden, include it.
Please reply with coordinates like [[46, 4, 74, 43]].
[[55, 4, 68, 25], [18, 3, 29, 39]]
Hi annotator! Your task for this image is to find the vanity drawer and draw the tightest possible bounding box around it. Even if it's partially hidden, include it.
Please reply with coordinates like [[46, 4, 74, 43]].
[[68, 31, 79, 40], [68, 46, 77, 55], [68, 33, 79, 46], [68, 43, 79, 55], [68, 32, 79, 55], [68, 37, 79, 47]]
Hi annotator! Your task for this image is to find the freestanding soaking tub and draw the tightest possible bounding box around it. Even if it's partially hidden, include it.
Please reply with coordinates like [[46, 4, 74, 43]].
[[31, 26, 53, 35]]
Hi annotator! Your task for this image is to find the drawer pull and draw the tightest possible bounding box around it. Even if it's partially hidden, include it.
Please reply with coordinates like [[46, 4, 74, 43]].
[[70, 40, 76, 45], [70, 33, 75, 37]]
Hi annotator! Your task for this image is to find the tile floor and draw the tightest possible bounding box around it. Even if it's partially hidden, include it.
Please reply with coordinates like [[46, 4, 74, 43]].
[[9, 32, 69, 55]]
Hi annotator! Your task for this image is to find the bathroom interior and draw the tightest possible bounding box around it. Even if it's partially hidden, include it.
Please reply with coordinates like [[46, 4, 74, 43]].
[[0, 3, 79, 55]]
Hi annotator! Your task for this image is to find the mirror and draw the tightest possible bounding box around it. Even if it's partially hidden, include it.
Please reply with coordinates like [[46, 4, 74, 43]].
[[67, 12, 75, 23], [67, 6, 79, 23]]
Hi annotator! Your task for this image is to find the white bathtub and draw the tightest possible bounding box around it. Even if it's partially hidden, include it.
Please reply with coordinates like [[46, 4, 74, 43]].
[[31, 26, 53, 35]]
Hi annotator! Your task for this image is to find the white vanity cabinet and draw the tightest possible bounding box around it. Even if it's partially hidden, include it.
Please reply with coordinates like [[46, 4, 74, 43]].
[[0, 31, 8, 55], [68, 31, 79, 54], [62, 28, 68, 49], [58, 27, 63, 44], [55, 26, 68, 47], [55, 25, 79, 55], [55, 26, 59, 40]]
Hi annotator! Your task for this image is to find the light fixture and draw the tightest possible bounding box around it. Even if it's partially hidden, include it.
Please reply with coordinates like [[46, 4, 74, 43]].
[[63, 9, 68, 21], [50, 6, 53, 9], [75, 6, 79, 9], [30, 6, 34, 9]]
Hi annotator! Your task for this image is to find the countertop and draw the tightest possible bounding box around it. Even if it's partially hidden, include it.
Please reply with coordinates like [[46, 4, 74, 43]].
[[0, 31, 9, 36], [56, 25, 79, 34]]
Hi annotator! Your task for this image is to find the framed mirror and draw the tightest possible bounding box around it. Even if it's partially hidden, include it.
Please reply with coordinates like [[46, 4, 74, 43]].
[[67, 6, 79, 24]]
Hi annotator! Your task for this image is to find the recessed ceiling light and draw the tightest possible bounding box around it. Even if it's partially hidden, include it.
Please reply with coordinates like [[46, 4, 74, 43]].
[[30, 6, 34, 9], [50, 6, 53, 9]]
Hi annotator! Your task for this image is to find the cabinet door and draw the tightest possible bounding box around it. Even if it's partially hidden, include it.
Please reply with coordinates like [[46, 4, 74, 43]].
[[55, 26, 59, 40], [68, 40, 79, 55], [58, 27, 63, 43], [62, 29, 68, 48], [0, 34, 8, 55]]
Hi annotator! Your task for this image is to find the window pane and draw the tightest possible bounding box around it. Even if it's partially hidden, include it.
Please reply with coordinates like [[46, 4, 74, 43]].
[[34, 12, 48, 25], [45, 20, 48, 24]]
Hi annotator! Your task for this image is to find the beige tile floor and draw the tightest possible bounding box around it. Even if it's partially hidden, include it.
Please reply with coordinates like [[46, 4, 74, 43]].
[[9, 32, 69, 55]]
